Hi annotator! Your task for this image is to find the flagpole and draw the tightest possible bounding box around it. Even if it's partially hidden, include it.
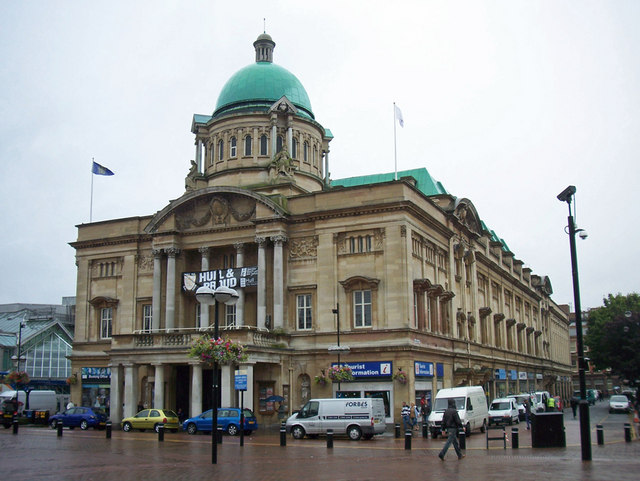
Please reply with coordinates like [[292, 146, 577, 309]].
[[90, 157, 94, 222], [393, 102, 398, 181]]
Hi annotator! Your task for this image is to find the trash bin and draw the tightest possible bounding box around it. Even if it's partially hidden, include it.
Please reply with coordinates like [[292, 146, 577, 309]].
[[531, 412, 566, 448]]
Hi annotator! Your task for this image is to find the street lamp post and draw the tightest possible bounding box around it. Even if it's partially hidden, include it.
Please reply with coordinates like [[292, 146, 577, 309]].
[[195, 285, 239, 465], [330, 304, 350, 393], [16, 322, 25, 372], [557, 185, 591, 461]]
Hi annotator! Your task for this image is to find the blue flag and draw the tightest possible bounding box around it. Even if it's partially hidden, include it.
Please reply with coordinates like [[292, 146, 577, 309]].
[[92, 161, 114, 176]]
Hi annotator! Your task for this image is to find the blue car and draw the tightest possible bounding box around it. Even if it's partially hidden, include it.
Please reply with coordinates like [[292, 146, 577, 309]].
[[49, 406, 108, 430], [183, 407, 258, 436]]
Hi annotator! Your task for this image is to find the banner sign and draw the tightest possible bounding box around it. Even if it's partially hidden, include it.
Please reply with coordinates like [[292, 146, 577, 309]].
[[331, 361, 393, 378], [414, 361, 434, 377], [81, 367, 111, 383], [182, 267, 258, 292]]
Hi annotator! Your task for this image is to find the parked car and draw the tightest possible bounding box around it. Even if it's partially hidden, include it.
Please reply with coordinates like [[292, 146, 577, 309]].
[[121, 409, 179, 433], [49, 406, 108, 430], [609, 395, 631, 414], [183, 407, 258, 436], [488, 398, 519, 426]]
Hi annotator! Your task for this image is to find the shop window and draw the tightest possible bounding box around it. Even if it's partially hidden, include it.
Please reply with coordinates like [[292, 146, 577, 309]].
[[258, 382, 276, 414], [297, 294, 312, 330]]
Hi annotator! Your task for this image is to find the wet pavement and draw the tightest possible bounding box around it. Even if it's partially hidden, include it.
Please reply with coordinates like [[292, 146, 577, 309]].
[[1, 413, 638, 481]]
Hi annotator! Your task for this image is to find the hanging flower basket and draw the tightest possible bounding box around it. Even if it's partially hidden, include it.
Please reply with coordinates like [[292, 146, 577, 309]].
[[66, 374, 78, 385], [314, 370, 328, 386], [327, 365, 354, 382], [393, 369, 408, 384], [188, 336, 248, 366], [6, 371, 30, 385]]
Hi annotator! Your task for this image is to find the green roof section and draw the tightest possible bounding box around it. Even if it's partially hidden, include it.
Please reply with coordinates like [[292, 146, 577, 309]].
[[214, 62, 314, 119], [331, 167, 449, 197]]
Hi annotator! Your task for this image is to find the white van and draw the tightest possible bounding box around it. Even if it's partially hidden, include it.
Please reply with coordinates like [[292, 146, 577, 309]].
[[488, 397, 519, 425], [533, 391, 550, 413], [427, 386, 488, 437], [0, 390, 58, 415], [286, 398, 386, 440]]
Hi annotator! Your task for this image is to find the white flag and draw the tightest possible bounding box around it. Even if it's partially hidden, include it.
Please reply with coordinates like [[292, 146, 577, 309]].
[[394, 104, 404, 127]]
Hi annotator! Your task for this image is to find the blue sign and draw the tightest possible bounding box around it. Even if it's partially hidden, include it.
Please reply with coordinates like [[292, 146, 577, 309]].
[[436, 363, 444, 377], [414, 361, 434, 377], [331, 361, 392, 378], [510, 370, 518, 381], [234, 371, 247, 391], [495, 368, 507, 380]]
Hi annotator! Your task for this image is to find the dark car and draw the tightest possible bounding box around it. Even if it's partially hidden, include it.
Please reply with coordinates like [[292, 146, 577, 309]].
[[183, 407, 258, 436], [49, 406, 108, 430]]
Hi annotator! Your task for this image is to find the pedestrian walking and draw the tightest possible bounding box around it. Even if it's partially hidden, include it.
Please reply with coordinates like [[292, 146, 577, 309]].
[[524, 399, 531, 430], [438, 399, 465, 460], [570, 396, 578, 419], [401, 401, 411, 432], [411, 402, 419, 431]]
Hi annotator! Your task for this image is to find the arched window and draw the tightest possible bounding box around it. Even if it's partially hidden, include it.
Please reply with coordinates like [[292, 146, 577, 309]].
[[313, 146, 317, 166], [244, 135, 252, 156], [260, 135, 268, 156], [230, 137, 237, 157], [218, 140, 224, 161], [292, 138, 298, 158], [276, 135, 283, 153], [303, 141, 309, 162]]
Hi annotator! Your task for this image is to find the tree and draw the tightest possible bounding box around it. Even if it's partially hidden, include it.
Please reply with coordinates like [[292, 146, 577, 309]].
[[585, 293, 640, 386]]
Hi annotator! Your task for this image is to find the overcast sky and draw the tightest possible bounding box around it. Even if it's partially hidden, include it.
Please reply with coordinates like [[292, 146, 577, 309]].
[[1, 0, 638, 311]]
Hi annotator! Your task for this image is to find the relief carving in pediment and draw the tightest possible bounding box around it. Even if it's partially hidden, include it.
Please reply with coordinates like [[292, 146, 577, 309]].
[[175, 194, 256, 231]]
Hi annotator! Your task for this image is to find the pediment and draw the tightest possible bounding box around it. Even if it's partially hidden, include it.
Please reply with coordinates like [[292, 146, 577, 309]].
[[269, 96, 298, 115], [144, 187, 287, 234], [453, 198, 483, 236]]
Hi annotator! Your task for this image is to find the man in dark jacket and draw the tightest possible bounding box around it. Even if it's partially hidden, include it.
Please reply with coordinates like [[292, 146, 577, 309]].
[[438, 398, 465, 460]]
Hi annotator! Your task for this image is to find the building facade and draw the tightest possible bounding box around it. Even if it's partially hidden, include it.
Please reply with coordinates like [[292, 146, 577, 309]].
[[70, 34, 571, 426]]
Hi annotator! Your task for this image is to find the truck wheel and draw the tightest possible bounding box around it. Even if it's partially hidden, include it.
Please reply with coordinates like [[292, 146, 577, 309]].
[[291, 425, 305, 439], [347, 425, 362, 441]]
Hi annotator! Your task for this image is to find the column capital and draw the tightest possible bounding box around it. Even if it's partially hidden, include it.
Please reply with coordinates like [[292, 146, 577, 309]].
[[152, 249, 163, 257], [165, 247, 180, 257], [234, 242, 245, 252], [198, 246, 210, 256], [255, 236, 267, 246], [271, 234, 288, 245]]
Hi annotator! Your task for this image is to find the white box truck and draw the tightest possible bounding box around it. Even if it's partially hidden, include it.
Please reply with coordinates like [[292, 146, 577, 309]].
[[427, 386, 488, 437], [286, 398, 386, 440], [0, 390, 58, 415]]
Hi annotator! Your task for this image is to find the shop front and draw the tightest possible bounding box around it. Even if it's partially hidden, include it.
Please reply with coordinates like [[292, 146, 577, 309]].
[[330, 361, 393, 420], [81, 367, 111, 415]]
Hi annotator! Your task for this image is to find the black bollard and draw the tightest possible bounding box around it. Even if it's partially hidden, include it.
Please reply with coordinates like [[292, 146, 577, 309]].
[[106, 421, 112, 439], [57, 419, 63, 437], [511, 427, 519, 449], [327, 429, 334, 448], [596, 424, 604, 445], [12, 418, 19, 434], [404, 430, 412, 450], [624, 423, 631, 443], [395, 423, 401, 438], [280, 422, 287, 446], [217, 427, 224, 444], [158, 423, 164, 442], [422, 422, 429, 438], [458, 429, 466, 451]]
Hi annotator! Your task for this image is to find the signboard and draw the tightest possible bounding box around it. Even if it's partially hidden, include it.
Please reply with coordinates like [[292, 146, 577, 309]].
[[518, 371, 528, 380], [81, 367, 111, 384], [414, 361, 434, 377], [182, 267, 258, 292], [495, 368, 507, 380], [436, 363, 444, 377], [510, 369, 518, 381], [235, 370, 247, 391], [331, 361, 392, 378]]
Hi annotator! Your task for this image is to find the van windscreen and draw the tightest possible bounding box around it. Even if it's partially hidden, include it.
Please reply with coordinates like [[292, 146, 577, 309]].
[[434, 397, 464, 411]]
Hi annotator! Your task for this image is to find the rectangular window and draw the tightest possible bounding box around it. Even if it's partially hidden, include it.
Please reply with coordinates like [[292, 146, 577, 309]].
[[142, 304, 152, 332], [260, 135, 268, 156], [100, 307, 112, 339], [297, 294, 312, 330], [218, 140, 224, 161], [196, 304, 202, 329], [225, 304, 236, 327], [354, 290, 372, 327], [230, 137, 237, 157]]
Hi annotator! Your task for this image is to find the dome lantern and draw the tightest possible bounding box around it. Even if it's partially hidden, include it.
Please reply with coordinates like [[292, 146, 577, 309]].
[[254, 33, 275, 63]]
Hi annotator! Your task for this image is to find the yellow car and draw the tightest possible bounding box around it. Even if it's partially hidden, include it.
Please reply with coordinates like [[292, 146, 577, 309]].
[[121, 409, 179, 433]]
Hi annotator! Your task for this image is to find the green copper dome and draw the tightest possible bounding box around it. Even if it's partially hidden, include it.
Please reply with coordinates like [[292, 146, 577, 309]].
[[213, 34, 314, 119]]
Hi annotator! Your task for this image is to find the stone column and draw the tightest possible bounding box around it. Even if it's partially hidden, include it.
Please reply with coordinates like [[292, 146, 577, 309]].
[[256, 236, 267, 329], [272, 234, 287, 329], [323, 149, 330, 185], [221, 364, 233, 407], [234, 242, 245, 327], [270, 119, 277, 158], [199, 247, 210, 329], [165, 247, 180, 331], [191, 363, 203, 417], [286, 117, 293, 153], [153, 363, 164, 409], [152, 249, 163, 331], [243, 363, 255, 411], [109, 363, 122, 424], [123, 363, 138, 418], [196, 138, 203, 173]]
